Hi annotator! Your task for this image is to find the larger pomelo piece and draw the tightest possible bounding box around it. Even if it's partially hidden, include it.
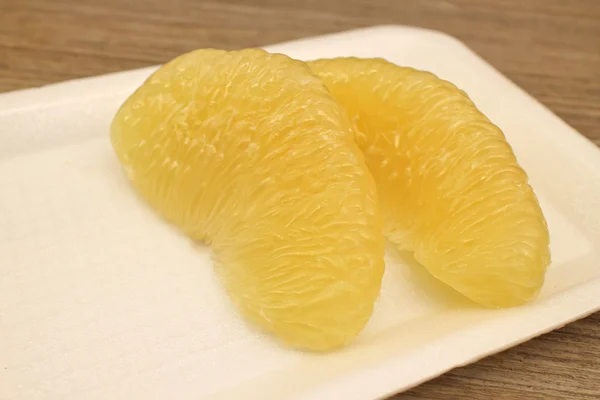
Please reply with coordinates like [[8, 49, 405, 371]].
[[309, 57, 550, 308], [111, 49, 385, 351]]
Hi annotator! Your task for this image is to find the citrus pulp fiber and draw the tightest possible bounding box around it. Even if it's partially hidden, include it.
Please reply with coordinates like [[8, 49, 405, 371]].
[[309, 57, 551, 308], [111, 49, 385, 351]]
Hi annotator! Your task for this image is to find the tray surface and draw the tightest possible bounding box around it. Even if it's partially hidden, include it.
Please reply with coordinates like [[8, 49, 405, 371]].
[[1, 26, 600, 400]]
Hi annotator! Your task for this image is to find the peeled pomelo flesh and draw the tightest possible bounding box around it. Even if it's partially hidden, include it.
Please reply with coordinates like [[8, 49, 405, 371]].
[[309, 57, 550, 308], [111, 49, 385, 350]]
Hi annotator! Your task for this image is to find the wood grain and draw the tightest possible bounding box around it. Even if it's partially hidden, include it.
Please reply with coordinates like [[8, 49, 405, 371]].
[[1, 0, 599, 398]]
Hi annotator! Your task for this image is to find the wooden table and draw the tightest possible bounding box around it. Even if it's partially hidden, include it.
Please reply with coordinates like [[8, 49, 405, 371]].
[[1, 0, 599, 398]]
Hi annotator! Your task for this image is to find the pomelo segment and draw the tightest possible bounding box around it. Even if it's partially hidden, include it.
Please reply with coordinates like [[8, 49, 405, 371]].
[[111, 49, 385, 350], [309, 57, 550, 308]]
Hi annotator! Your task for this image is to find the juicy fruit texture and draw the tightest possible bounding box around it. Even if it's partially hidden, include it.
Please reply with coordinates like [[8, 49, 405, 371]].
[[309, 57, 550, 308], [111, 49, 385, 351]]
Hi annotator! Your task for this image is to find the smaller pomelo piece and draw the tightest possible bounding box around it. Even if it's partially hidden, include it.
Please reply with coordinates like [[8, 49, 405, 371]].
[[309, 57, 551, 308]]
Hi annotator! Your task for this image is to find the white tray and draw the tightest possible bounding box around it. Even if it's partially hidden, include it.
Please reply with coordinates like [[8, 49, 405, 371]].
[[1, 25, 599, 400]]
